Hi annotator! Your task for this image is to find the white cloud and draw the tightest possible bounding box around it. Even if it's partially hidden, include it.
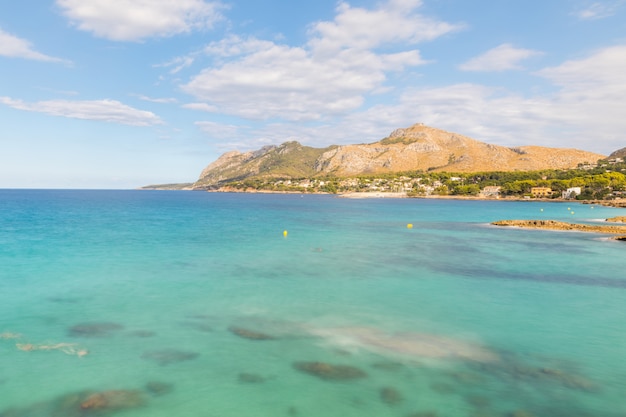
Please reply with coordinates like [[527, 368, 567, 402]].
[[308, 0, 462, 53], [459, 43, 543, 72], [573, 1, 625, 20], [154, 55, 196, 74], [133, 94, 178, 104], [0, 97, 163, 126], [56, 0, 225, 41], [0, 28, 68, 63], [181, 0, 457, 121], [183, 103, 218, 112]]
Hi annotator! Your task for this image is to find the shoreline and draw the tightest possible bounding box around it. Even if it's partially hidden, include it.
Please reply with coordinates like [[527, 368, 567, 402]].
[[143, 186, 626, 208]]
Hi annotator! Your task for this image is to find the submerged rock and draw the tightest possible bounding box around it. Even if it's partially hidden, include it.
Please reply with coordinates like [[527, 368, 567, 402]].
[[229, 326, 276, 340], [238, 373, 266, 384], [68, 322, 124, 337], [0, 389, 145, 417], [80, 390, 145, 410], [380, 386, 404, 405], [293, 361, 367, 381], [465, 395, 490, 408], [129, 330, 156, 338], [141, 349, 199, 366], [429, 382, 455, 394], [145, 381, 174, 396]]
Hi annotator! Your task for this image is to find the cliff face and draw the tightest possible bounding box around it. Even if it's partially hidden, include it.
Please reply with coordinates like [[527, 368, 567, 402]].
[[193, 124, 606, 189]]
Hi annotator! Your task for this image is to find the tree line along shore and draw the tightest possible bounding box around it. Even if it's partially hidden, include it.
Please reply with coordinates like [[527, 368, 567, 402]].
[[218, 159, 626, 203]]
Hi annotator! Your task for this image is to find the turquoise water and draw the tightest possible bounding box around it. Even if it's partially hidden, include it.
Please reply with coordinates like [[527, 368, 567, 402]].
[[1, 190, 625, 417]]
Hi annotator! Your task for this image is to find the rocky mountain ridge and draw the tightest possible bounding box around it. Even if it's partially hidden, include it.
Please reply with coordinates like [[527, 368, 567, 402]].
[[191, 124, 607, 190]]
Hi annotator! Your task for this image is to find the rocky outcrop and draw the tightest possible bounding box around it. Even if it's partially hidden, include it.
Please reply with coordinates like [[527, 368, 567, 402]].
[[492, 219, 626, 235], [606, 216, 626, 223]]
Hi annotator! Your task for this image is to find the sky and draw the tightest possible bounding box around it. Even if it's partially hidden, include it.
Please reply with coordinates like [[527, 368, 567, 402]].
[[1, 0, 626, 188]]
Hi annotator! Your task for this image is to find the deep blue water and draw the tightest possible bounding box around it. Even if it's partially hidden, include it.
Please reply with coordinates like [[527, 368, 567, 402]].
[[1, 190, 625, 417]]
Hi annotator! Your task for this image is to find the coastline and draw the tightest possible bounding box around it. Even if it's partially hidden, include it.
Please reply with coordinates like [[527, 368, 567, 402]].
[[141, 186, 626, 208]]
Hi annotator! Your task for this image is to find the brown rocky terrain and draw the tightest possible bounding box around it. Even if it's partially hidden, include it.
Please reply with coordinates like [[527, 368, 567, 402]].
[[192, 123, 606, 189], [313, 124, 604, 175]]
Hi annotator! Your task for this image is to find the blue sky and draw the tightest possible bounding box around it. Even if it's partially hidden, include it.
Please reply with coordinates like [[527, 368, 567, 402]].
[[1, 0, 625, 188]]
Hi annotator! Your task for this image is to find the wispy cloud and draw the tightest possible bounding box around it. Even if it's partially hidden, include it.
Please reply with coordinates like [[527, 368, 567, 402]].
[[56, 0, 227, 41], [573, 0, 625, 20], [459, 43, 543, 72], [133, 94, 178, 104], [0, 28, 69, 63], [183, 103, 218, 112], [154, 55, 197, 74], [0, 97, 164, 126], [180, 0, 459, 121]]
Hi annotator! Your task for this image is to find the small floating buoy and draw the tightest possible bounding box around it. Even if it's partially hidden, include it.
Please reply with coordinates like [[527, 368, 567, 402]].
[[571, 211, 575, 214], [283, 230, 288, 237], [407, 223, 413, 229], [540, 208, 544, 212]]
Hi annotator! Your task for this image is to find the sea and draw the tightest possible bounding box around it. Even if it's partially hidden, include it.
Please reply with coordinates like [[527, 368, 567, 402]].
[[1, 189, 625, 417]]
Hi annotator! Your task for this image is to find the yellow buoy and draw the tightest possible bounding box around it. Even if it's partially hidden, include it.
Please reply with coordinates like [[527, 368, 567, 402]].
[[571, 211, 575, 214], [407, 223, 413, 229], [283, 230, 288, 237]]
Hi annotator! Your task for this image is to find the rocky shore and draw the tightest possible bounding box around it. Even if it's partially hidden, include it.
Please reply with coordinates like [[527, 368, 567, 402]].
[[491, 220, 626, 239]]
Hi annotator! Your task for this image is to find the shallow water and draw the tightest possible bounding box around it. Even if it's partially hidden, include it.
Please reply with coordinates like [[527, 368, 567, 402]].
[[1, 190, 625, 417]]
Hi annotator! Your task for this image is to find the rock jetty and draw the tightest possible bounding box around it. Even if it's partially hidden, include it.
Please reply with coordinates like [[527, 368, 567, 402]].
[[492, 220, 626, 237]]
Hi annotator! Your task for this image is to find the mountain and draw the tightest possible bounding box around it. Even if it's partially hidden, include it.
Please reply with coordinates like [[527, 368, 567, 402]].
[[192, 124, 605, 189], [608, 147, 626, 160]]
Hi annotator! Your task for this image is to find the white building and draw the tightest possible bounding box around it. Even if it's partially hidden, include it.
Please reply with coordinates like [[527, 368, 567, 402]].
[[562, 187, 582, 199]]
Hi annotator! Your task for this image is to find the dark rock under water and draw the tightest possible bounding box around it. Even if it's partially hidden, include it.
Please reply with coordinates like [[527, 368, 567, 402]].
[[68, 322, 124, 338], [141, 349, 199, 366], [293, 361, 367, 381], [229, 326, 276, 340]]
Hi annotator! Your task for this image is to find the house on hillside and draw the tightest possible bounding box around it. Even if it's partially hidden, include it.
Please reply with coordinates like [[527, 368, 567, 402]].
[[562, 187, 582, 199], [480, 186, 501, 197], [531, 187, 553, 198]]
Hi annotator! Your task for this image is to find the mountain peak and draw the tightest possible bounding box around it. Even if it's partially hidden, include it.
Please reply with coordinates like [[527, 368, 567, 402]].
[[193, 124, 606, 189]]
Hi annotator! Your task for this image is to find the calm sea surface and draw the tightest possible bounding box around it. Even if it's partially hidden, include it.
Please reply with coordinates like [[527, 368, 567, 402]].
[[1, 189, 625, 417]]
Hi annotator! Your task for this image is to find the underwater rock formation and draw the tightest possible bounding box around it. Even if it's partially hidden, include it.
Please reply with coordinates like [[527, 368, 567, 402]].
[[0, 389, 145, 417], [145, 381, 174, 396], [228, 326, 276, 340], [141, 349, 199, 366], [238, 373, 267, 384], [68, 322, 124, 337], [80, 390, 145, 410], [293, 361, 367, 381], [380, 386, 404, 405]]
